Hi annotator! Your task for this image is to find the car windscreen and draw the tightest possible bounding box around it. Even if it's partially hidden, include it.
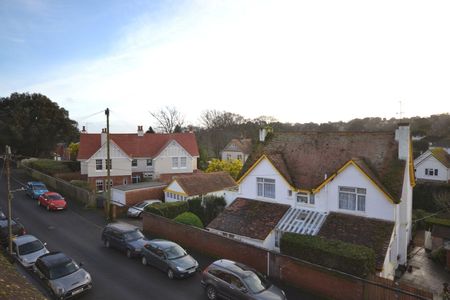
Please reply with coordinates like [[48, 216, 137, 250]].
[[123, 230, 144, 241], [47, 194, 63, 200], [33, 185, 47, 190], [49, 260, 79, 279], [18, 240, 44, 255], [134, 202, 148, 208], [242, 271, 271, 294], [165, 245, 187, 260]]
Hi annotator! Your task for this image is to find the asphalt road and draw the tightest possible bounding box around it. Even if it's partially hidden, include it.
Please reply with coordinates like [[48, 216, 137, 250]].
[[0, 163, 317, 300]]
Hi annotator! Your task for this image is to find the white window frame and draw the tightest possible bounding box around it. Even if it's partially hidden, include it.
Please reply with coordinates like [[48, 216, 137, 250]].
[[296, 192, 315, 205], [338, 186, 366, 212], [132, 159, 138, 167], [95, 159, 103, 171], [180, 157, 187, 168], [146, 159, 153, 166], [257, 177, 275, 199], [132, 175, 140, 184], [96, 180, 104, 192], [172, 157, 179, 168]]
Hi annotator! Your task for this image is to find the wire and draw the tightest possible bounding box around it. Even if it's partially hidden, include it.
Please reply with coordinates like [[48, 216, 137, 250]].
[[76, 110, 106, 121]]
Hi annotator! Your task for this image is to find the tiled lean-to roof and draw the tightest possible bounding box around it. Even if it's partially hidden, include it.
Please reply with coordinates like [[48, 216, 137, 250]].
[[171, 172, 237, 196]]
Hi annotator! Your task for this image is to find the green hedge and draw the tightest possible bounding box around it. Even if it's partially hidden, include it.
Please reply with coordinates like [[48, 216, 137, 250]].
[[187, 196, 226, 225], [173, 212, 204, 229], [145, 201, 189, 219], [413, 182, 450, 212], [26, 159, 71, 175], [280, 233, 376, 278], [425, 216, 450, 228]]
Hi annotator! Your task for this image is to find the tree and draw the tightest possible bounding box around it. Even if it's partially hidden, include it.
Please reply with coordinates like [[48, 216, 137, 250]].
[[0, 93, 79, 157], [150, 106, 185, 133], [146, 126, 155, 134], [68, 142, 79, 161], [173, 124, 182, 133], [205, 159, 243, 179], [200, 110, 246, 129]]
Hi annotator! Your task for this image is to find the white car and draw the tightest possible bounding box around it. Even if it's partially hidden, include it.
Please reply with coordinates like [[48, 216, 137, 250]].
[[127, 200, 162, 218], [11, 235, 49, 268]]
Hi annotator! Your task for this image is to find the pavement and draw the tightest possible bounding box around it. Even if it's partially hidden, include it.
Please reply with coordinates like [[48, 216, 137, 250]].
[[399, 231, 450, 299]]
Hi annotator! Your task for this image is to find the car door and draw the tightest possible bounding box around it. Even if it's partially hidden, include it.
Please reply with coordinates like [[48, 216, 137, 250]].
[[145, 245, 166, 271], [209, 270, 234, 299], [227, 274, 250, 300], [112, 231, 125, 250], [40, 194, 48, 207]]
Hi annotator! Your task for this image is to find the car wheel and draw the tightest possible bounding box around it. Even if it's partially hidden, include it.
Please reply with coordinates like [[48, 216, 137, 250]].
[[126, 249, 132, 258], [104, 240, 110, 248], [141, 256, 147, 266], [167, 268, 174, 280], [138, 212, 142, 218], [206, 285, 217, 300]]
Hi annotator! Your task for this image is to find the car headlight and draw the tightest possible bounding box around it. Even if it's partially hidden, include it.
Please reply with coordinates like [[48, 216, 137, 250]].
[[176, 266, 185, 272], [85, 273, 91, 282]]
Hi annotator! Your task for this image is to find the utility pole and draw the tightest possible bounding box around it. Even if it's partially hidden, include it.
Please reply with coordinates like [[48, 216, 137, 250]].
[[5, 145, 13, 255], [105, 108, 111, 221]]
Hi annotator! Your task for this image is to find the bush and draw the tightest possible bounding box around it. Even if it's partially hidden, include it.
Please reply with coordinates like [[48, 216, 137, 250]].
[[430, 247, 446, 266], [412, 209, 434, 233], [145, 201, 189, 219], [280, 233, 376, 278], [26, 159, 71, 175], [413, 182, 450, 212], [187, 197, 205, 221], [173, 212, 204, 229], [70, 180, 91, 191], [187, 196, 226, 225]]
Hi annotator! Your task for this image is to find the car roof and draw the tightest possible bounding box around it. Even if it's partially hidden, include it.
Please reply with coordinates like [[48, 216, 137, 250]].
[[149, 239, 179, 249], [13, 234, 39, 245], [106, 222, 139, 232], [211, 259, 255, 276], [27, 181, 46, 186], [142, 200, 161, 204], [39, 252, 71, 268], [43, 192, 61, 196]]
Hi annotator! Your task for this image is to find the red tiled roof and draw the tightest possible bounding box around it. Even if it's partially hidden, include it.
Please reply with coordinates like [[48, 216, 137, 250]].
[[173, 172, 237, 196], [207, 198, 290, 240], [77, 132, 199, 160]]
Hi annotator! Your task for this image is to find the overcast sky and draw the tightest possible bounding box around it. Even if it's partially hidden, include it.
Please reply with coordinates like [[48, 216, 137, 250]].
[[1, 0, 449, 132]]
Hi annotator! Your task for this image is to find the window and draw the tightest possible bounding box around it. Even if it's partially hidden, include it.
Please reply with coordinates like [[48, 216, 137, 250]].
[[180, 157, 187, 168], [96, 180, 104, 192], [226, 154, 231, 161], [339, 186, 366, 212], [425, 168, 438, 176], [132, 159, 137, 167], [95, 159, 103, 170], [297, 192, 308, 204], [146, 159, 153, 166], [172, 157, 179, 168], [105, 159, 112, 170], [435, 169, 439, 176], [132, 175, 140, 184], [257, 178, 275, 199], [237, 154, 243, 161], [309, 194, 315, 205]]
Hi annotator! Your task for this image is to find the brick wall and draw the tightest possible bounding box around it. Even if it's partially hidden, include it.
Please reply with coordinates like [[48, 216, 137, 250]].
[[125, 186, 166, 206]]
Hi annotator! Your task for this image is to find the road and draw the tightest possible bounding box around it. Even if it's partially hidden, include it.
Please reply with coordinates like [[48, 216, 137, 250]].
[[0, 163, 317, 300]]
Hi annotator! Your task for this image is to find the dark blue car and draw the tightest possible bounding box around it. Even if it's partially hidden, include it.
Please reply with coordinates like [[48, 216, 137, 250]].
[[101, 223, 149, 258], [26, 181, 48, 199]]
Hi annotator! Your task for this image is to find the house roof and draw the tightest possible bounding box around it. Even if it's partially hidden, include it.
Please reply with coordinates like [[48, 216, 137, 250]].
[[318, 213, 394, 270], [276, 207, 328, 236], [224, 138, 253, 154], [77, 132, 199, 159], [432, 225, 450, 240], [207, 198, 290, 240], [239, 131, 405, 202], [171, 172, 237, 197], [430, 147, 450, 168]]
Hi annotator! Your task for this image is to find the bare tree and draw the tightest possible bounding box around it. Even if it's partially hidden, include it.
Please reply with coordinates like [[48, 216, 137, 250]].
[[200, 110, 246, 129], [150, 106, 185, 133]]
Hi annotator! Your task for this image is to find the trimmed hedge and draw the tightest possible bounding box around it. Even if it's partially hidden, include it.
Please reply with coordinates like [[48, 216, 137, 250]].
[[187, 196, 226, 225], [25, 159, 72, 175], [145, 201, 189, 219], [280, 233, 376, 278], [173, 212, 204, 229]]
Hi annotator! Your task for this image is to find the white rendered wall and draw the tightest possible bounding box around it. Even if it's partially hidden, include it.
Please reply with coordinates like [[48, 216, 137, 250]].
[[87, 142, 131, 177], [415, 155, 449, 182], [153, 141, 194, 177]]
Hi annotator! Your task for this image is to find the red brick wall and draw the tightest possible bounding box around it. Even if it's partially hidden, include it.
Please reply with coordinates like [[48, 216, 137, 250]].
[[87, 176, 131, 191], [125, 186, 166, 206]]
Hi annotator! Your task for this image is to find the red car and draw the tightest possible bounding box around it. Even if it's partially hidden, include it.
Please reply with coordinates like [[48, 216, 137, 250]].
[[37, 192, 67, 211]]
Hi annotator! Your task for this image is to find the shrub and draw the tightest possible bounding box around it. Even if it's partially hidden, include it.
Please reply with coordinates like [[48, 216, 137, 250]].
[[280, 233, 376, 278], [145, 201, 189, 219], [430, 247, 446, 266], [70, 180, 91, 191], [187, 197, 205, 221], [26, 159, 71, 175], [203, 196, 226, 225], [412, 209, 434, 233], [413, 182, 450, 212], [173, 212, 204, 229]]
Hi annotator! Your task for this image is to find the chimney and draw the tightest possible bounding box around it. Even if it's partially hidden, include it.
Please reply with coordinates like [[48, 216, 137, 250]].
[[395, 123, 410, 160], [137, 125, 144, 137], [81, 126, 87, 133], [259, 128, 267, 142], [101, 128, 107, 145]]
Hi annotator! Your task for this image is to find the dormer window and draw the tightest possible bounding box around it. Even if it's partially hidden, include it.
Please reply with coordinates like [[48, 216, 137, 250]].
[[257, 177, 275, 199], [339, 186, 366, 212]]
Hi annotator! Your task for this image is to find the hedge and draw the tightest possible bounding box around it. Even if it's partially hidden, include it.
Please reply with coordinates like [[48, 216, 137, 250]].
[[280, 233, 376, 278], [187, 196, 226, 225], [145, 201, 189, 219], [173, 212, 204, 229], [413, 182, 450, 212], [425, 216, 450, 228], [25, 159, 74, 175]]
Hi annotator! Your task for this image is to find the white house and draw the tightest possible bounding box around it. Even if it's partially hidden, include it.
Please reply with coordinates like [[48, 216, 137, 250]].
[[221, 138, 252, 162], [208, 124, 415, 279], [414, 147, 450, 182], [164, 172, 237, 204], [77, 126, 199, 192]]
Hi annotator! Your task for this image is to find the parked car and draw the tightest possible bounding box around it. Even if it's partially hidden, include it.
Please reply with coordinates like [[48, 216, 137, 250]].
[[11, 235, 49, 268], [33, 252, 92, 299], [101, 223, 149, 258], [0, 217, 26, 247], [38, 192, 67, 211], [141, 239, 199, 279], [201, 259, 287, 300], [127, 200, 162, 218], [26, 181, 49, 199]]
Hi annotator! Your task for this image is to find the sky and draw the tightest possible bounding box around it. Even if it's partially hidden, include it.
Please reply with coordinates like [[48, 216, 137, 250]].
[[1, 0, 450, 133]]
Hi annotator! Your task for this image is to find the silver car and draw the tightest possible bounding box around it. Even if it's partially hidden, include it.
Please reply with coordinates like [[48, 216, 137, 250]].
[[11, 235, 49, 268], [127, 200, 162, 218], [33, 252, 92, 299]]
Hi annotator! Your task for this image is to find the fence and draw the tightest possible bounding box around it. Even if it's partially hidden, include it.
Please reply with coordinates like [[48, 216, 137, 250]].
[[22, 165, 95, 207], [143, 212, 433, 300]]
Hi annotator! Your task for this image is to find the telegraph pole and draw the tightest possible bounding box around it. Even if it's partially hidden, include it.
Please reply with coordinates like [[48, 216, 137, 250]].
[[105, 108, 111, 221], [5, 145, 13, 255]]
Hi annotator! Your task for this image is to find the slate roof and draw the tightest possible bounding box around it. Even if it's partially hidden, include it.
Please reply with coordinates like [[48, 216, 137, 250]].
[[77, 132, 199, 159], [239, 131, 405, 202], [318, 213, 394, 270], [224, 138, 253, 154], [208, 198, 290, 240], [430, 147, 450, 168], [172, 172, 237, 196]]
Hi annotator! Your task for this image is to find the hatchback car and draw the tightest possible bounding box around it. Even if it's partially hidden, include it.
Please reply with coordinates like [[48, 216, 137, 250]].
[[141, 239, 199, 279], [26, 181, 49, 199], [11, 235, 49, 268], [101, 223, 149, 258], [33, 252, 92, 299], [38, 192, 67, 211], [0, 217, 26, 247], [201, 259, 287, 300], [127, 200, 162, 218]]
